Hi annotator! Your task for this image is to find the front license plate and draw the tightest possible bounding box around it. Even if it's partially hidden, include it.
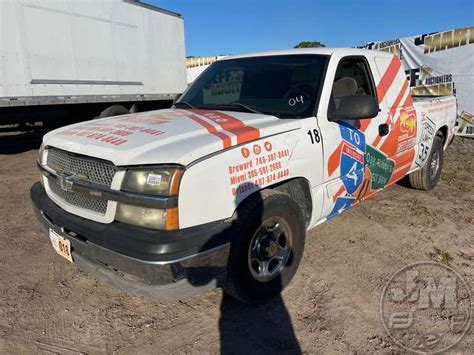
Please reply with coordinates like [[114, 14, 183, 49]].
[[49, 229, 73, 263]]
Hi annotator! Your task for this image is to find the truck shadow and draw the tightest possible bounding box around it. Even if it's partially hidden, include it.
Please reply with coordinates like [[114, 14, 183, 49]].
[[199, 184, 302, 354], [219, 292, 302, 354]]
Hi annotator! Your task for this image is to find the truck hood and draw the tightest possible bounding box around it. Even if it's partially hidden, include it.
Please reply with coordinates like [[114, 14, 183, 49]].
[[43, 108, 301, 166]]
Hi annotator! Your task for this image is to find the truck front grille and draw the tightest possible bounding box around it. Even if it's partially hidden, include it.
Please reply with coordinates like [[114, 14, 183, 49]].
[[46, 147, 118, 215], [46, 148, 117, 186], [48, 180, 109, 214]]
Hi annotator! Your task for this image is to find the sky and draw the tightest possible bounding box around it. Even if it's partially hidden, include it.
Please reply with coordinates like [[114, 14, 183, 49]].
[[148, 0, 474, 57]]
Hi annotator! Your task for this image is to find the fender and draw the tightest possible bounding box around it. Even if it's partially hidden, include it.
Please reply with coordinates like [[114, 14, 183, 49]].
[[178, 125, 324, 228]]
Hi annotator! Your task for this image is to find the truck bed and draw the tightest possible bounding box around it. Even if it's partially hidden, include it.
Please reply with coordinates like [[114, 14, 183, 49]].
[[412, 95, 457, 147]]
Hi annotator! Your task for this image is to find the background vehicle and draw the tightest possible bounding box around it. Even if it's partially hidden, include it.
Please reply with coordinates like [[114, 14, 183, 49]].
[[31, 48, 456, 303], [0, 0, 186, 130]]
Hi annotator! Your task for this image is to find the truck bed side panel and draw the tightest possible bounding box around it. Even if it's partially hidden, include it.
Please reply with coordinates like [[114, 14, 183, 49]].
[[409, 95, 457, 171]]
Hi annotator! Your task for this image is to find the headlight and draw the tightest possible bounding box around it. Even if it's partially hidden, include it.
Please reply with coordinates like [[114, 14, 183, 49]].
[[116, 204, 179, 230], [121, 167, 183, 196], [116, 167, 183, 230]]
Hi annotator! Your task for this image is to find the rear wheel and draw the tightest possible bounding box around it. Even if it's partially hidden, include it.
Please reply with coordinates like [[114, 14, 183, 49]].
[[99, 105, 129, 118], [224, 190, 305, 304], [408, 136, 444, 190]]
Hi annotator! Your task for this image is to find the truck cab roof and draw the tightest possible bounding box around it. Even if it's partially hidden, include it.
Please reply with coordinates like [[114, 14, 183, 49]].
[[220, 47, 394, 61]]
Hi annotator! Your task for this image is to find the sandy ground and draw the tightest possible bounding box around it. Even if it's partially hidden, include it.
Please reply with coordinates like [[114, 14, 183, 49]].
[[0, 133, 472, 354]]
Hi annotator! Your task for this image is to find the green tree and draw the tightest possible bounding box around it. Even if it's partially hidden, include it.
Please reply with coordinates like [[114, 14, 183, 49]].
[[294, 41, 326, 48]]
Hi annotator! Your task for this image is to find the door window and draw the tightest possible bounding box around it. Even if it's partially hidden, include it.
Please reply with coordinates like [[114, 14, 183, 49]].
[[328, 57, 376, 118]]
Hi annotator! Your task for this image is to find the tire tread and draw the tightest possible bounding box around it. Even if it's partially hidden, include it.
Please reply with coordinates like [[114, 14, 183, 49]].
[[408, 136, 443, 191], [224, 189, 304, 303]]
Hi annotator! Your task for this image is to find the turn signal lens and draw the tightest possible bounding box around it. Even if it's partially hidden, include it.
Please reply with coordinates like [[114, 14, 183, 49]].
[[164, 207, 179, 230]]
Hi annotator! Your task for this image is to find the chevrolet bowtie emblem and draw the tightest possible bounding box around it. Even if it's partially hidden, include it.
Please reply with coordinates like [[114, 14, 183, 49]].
[[58, 173, 74, 192]]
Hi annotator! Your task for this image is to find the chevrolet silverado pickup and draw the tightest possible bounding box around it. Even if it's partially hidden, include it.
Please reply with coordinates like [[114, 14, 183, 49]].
[[31, 48, 457, 303]]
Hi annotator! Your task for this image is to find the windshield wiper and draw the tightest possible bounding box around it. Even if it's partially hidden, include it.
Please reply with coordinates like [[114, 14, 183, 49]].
[[174, 101, 196, 109], [227, 102, 264, 115]]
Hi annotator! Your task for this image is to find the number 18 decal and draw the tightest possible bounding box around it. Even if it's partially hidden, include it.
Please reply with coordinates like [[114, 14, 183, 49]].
[[307, 129, 321, 144]]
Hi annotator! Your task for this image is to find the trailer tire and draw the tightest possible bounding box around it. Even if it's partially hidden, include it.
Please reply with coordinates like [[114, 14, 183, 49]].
[[99, 105, 129, 118], [408, 136, 444, 191], [224, 189, 305, 304]]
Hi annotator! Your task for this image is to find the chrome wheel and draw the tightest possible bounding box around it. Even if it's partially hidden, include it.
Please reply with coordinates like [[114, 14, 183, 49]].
[[430, 150, 440, 180], [248, 217, 292, 282]]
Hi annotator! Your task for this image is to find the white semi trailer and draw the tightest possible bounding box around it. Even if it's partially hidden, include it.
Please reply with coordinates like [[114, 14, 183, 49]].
[[0, 0, 187, 129]]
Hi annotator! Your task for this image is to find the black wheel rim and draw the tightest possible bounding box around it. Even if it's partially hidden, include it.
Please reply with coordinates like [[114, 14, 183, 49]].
[[430, 150, 440, 180], [247, 216, 292, 282]]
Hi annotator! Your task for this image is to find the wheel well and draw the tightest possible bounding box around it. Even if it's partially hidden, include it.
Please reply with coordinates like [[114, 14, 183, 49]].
[[260, 178, 313, 228], [273, 178, 313, 228], [436, 125, 448, 145]]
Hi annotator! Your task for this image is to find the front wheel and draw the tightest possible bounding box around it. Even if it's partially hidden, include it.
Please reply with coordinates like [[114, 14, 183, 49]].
[[224, 190, 305, 304], [408, 136, 444, 190]]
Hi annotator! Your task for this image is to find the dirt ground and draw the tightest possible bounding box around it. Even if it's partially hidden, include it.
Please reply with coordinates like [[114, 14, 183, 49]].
[[0, 133, 472, 354]]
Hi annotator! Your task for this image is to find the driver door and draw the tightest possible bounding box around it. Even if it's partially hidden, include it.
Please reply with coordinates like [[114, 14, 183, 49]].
[[318, 56, 389, 220]]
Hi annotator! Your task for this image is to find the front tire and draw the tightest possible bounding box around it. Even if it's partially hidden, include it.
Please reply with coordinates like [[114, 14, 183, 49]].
[[408, 136, 444, 190], [224, 190, 305, 304]]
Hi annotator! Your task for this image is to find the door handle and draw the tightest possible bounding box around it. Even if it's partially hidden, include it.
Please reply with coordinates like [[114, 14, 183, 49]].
[[378, 123, 389, 137]]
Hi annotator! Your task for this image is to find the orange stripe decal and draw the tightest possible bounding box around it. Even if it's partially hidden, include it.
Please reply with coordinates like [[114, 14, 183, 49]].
[[389, 79, 409, 110], [379, 94, 416, 157], [328, 142, 343, 176], [372, 79, 409, 147], [359, 119, 371, 132], [191, 109, 260, 145], [358, 56, 403, 134], [376, 56, 402, 104], [178, 110, 232, 149]]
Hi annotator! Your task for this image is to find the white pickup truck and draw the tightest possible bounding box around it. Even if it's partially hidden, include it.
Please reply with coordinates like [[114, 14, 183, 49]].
[[31, 48, 456, 303]]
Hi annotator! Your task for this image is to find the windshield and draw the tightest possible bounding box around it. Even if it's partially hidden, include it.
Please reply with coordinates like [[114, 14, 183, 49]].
[[177, 54, 328, 119]]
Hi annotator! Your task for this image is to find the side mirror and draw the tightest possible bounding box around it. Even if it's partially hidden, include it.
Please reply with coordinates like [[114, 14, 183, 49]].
[[172, 93, 182, 105], [330, 95, 379, 121]]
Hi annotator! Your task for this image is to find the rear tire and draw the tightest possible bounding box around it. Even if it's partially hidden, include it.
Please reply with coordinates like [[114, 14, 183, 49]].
[[99, 105, 129, 118], [224, 190, 305, 304], [408, 136, 444, 190]]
